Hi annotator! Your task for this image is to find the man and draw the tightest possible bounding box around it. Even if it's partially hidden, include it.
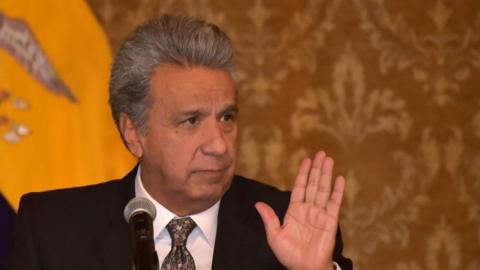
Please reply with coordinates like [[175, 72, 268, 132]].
[[5, 14, 353, 270]]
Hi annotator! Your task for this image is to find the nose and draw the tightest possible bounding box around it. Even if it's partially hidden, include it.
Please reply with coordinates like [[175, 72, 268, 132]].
[[201, 119, 228, 156]]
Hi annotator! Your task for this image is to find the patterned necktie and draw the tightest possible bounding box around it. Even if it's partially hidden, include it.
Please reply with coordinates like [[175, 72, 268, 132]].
[[161, 217, 196, 270]]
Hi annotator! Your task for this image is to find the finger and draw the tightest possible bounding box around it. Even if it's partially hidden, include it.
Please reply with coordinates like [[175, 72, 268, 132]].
[[326, 176, 345, 220], [255, 202, 281, 241], [314, 156, 334, 208], [305, 151, 326, 203], [289, 158, 312, 203]]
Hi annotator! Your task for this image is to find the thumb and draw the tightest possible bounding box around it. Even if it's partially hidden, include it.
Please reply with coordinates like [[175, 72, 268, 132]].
[[255, 202, 281, 240]]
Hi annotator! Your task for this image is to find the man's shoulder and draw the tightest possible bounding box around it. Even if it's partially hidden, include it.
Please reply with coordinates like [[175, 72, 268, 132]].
[[20, 166, 137, 209], [21, 178, 123, 203], [233, 174, 289, 193], [231, 174, 291, 208], [17, 177, 132, 221]]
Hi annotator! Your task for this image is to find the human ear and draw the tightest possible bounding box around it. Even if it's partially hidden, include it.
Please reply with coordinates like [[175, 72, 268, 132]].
[[119, 113, 144, 158]]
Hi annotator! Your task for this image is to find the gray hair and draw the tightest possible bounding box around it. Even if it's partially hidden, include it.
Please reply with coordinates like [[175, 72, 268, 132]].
[[109, 14, 234, 136]]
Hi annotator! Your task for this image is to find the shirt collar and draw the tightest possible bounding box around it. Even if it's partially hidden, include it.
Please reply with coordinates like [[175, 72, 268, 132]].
[[134, 166, 220, 247]]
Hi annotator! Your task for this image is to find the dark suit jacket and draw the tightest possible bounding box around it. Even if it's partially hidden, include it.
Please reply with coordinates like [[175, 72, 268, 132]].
[[5, 167, 353, 270]]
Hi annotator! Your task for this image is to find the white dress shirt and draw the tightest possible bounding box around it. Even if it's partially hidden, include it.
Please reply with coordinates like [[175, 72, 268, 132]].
[[135, 167, 219, 270], [134, 167, 342, 270]]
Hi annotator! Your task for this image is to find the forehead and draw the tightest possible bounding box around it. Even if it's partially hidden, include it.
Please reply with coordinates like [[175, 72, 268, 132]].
[[149, 64, 236, 105]]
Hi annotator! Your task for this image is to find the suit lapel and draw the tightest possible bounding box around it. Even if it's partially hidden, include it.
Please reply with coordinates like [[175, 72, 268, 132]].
[[98, 166, 137, 270], [212, 176, 262, 270], [92, 169, 270, 270]]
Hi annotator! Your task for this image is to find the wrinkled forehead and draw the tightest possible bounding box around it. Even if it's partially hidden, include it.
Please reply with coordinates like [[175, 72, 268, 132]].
[[148, 64, 237, 112]]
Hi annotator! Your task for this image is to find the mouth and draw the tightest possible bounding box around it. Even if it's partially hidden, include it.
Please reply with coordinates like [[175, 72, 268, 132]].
[[190, 165, 230, 178]]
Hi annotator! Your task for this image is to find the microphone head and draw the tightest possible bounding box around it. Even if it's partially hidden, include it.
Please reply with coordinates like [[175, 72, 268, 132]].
[[123, 197, 156, 222]]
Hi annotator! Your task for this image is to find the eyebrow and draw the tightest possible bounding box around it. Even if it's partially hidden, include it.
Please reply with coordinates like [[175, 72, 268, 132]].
[[217, 104, 238, 118], [170, 109, 206, 124], [171, 104, 237, 121], [176, 109, 204, 118]]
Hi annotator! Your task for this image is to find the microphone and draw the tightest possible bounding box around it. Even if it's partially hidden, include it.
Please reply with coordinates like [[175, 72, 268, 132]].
[[124, 197, 159, 270]]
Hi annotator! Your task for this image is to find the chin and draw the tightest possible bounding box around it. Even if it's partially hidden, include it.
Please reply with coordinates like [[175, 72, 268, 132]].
[[190, 179, 231, 201]]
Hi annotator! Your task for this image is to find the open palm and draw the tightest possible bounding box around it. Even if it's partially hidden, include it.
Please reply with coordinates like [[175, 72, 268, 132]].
[[255, 151, 345, 270]]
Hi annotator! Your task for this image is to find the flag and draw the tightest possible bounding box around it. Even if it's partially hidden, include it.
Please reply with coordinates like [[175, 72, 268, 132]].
[[0, 1, 135, 263]]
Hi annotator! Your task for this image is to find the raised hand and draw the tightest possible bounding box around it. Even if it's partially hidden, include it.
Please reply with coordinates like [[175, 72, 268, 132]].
[[255, 151, 345, 270]]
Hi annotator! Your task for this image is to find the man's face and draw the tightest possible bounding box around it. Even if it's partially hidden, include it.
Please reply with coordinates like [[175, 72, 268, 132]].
[[131, 64, 237, 215]]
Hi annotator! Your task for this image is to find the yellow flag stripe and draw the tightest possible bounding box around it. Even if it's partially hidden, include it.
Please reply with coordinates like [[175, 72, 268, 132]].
[[0, 0, 135, 209]]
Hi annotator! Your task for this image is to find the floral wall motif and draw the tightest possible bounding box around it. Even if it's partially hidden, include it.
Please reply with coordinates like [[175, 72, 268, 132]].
[[86, 0, 480, 269]]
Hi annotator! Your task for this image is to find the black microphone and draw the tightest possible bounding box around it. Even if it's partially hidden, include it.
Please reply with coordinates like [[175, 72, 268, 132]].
[[124, 197, 159, 270]]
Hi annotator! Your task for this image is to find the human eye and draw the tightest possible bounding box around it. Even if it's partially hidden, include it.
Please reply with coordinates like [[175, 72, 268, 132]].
[[221, 112, 236, 123], [220, 108, 237, 123], [181, 116, 199, 126]]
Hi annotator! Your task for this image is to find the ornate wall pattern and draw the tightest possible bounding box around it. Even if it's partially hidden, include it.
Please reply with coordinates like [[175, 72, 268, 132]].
[[85, 0, 480, 269]]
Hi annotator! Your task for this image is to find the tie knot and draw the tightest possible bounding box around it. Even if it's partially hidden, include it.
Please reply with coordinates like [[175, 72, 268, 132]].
[[166, 217, 196, 247]]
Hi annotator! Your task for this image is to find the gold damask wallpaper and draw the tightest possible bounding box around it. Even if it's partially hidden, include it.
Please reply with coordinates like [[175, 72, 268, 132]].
[[86, 0, 480, 269]]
